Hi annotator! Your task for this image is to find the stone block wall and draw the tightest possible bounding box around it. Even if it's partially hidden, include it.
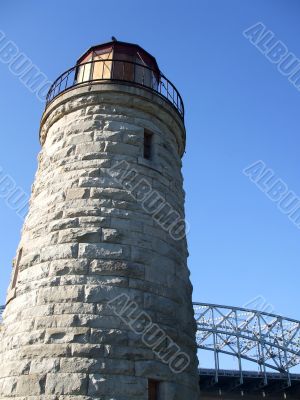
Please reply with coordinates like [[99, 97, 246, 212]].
[[0, 84, 200, 399]]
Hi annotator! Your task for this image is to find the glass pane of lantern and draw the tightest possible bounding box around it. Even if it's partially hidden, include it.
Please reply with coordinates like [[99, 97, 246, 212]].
[[134, 65, 158, 89], [112, 49, 134, 82], [134, 53, 158, 89], [93, 49, 113, 80], [114, 60, 134, 81], [135, 64, 150, 87], [77, 59, 92, 83]]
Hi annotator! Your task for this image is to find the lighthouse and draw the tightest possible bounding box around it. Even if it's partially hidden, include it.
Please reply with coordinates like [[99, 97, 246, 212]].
[[0, 40, 200, 399]]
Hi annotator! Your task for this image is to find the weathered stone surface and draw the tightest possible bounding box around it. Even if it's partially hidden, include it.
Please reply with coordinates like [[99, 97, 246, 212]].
[[88, 374, 146, 396], [0, 84, 199, 399], [30, 358, 60, 374], [66, 188, 90, 200], [89, 260, 144, 278], [37, 286, 84, 304], [78, 243, 130, 260], [102, 228, 121, 242], [45, 373, 87, 395], [0, 377, 18, 396], [16, 374, 45, 396], [40, 244, 78, 262]]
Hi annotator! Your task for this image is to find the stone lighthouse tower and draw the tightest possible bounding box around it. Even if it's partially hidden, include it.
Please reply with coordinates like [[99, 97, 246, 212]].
[[0, 40, 200, 399]]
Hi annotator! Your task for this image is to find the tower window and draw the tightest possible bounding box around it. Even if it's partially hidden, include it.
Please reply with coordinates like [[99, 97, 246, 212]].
[[144, 130, 153, 160], [148, 379, 159, 400], [12, 248, 22, 289]]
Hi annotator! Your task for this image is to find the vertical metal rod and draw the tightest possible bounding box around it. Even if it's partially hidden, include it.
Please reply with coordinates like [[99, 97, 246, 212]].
[[83, 64, 86, 82], [212, 308, 219, 383], [110, 58, 114, 80], [280, 318, 291, 387], [167, 80, 169, 101], [257, 339, 263, 374], [57, 78, 61, 95], [235, 310, 244, 385], [90, 60, 95, 81], [65, 72, 69, 90], [257, 314, 268, 386]]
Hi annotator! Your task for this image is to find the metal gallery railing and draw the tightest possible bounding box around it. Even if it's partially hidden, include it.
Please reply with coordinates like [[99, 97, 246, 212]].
[[45, 59, 184, 119]]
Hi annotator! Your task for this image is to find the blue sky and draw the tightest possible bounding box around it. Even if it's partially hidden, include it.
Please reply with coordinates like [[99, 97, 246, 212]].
[[1, 0, 300, 330]]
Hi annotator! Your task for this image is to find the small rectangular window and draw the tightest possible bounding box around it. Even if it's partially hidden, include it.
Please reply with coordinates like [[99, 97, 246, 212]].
[[144, 130, 153, 160], [148, 379, 159, 400], [12, 248, 22, 289]]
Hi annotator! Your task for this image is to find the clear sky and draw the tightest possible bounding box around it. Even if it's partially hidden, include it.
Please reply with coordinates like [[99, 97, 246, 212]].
[[1, 0, 300, 336]]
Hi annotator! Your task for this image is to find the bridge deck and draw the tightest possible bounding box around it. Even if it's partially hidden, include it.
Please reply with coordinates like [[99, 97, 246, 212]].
[[199, 369, 300, 399]]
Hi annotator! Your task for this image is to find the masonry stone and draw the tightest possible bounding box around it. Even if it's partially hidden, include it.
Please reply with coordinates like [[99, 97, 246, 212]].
[[0, 48, 199, 399]]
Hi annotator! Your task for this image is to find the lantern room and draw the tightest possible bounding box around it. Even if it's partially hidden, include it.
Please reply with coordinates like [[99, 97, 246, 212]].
[[75, 40, 160, 89], [46, 39, 184, 120]]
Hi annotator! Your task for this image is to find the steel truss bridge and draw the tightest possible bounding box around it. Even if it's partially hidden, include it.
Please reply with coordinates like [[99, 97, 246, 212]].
[[194, 303, 300, 398], [1, 303, 300, 398]]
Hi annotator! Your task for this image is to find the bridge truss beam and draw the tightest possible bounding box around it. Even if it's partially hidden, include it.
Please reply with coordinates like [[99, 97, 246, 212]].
[[193, 302, 300, 386]]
